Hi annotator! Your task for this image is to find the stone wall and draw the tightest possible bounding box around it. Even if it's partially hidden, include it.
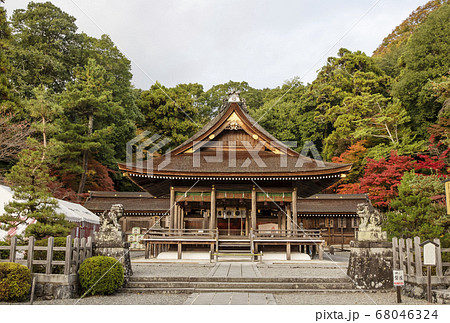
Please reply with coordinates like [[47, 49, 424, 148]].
[[403, 282, 449, 302], [33, 273, 78, 300], [433, 289, 450, 304]]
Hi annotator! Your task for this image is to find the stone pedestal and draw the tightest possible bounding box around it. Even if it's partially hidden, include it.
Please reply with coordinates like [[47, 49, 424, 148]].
[[347, 240, 393, 289], [33, 274, 78, 299], [93, 204, 133, 285], [93, 240, 133, 285]]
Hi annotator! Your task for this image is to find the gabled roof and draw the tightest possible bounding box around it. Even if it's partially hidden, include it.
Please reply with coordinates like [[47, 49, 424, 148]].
[[298, 194, 370, 216], [119, 94, 351, 178], [170, 99, 298, 156], [84, 191, 169, 215], [119, 92, 351, 197]]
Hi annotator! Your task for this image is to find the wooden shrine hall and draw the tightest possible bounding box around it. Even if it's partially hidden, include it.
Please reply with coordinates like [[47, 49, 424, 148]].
[[117, 91, 352, 260]]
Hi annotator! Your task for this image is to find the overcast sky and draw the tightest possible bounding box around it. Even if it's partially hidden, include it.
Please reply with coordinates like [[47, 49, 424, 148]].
[[4, 0, 427, 91]]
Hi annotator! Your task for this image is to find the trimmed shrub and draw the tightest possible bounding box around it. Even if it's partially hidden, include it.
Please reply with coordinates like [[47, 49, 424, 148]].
[[78, 256, 124, 296], [0, 241, 9, 260], [0, 262, 32, 302], [33, 237, 68, 274]]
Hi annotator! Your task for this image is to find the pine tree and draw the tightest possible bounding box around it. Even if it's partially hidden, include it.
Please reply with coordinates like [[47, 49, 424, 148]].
[[58, 58, 122, 195], [384, 171, 449, 247], [0, 138, 74, 240]]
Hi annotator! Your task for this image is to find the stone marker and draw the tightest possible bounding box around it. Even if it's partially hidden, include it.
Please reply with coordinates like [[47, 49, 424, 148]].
[[347, 203, 393, 289]]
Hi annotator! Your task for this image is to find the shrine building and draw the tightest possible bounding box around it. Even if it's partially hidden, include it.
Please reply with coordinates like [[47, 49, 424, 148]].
[[116, 92, 354, 260]]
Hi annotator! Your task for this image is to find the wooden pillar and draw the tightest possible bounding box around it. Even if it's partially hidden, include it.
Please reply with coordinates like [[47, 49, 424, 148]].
[[414, 237, 423, 277], [63, 236, 71, 275], [27, 236, 35, 271], [174, 203, 179, 231], [277, 211, 282, 233], [203, 209, 208, 230], [286, 242, 291, 261], [9, 236, 16, 262], [46, 237, 54, 274], [240, 215, 243, 236], [251, 186, 257, 232], [287, 205, 292, 236], [180, 208, 184, 230], [169, 187, 175, 232], [177, 242, 182, 259], [177, 204, 182, 231], [122, 216, 128, 234], [406, 238, 413, 275], [434, 238, 443, 277], [210, 186, 216, 230], [245, 210, 249, 236], [292, 188, 298, 235], [178, 205, 183, 231]]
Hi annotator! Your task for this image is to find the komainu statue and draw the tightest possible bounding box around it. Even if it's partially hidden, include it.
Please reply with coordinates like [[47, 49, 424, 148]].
[[96, 204, 124, 242], [94, 204, 132, 281], [356, 203, 387, 241]]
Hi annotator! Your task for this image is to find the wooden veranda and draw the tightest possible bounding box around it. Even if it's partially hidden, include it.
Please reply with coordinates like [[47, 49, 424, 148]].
[[143, 228, 325, 261]]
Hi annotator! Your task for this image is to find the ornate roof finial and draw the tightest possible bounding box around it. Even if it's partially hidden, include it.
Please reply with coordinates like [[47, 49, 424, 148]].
[[227, 89, 241, 102]]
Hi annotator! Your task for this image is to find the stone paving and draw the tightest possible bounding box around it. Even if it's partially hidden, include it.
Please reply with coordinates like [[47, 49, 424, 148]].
[[257, 262, 349, 278], [208, 262, 262, 278], [184, 262, 276, 305], [133, 263, 213, 277], [185, 292, 276, 305]]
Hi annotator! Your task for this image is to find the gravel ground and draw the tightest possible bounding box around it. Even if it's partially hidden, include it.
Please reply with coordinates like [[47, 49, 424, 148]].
[[2, 291, 430, 306], [1, 293, 188, 305], [257, 263, 349, 278], [129, 251, 145, 259], [274, 292, 429, 305], [132, 263, 214, 277]]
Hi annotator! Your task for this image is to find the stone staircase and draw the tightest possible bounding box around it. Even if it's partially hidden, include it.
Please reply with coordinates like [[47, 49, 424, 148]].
[[212, 238, 259, 261], [120, 276, 361, 294]]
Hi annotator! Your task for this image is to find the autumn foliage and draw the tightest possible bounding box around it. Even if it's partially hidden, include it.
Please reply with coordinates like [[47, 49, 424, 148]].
[[337, 151, 414, 208]]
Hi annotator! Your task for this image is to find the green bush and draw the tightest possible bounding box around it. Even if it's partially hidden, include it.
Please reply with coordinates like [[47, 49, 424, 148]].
[[0, 241, 9, 260], [78, 256, 124, 296], [0, 262, 32, 302], [33, 237, 68, 274]]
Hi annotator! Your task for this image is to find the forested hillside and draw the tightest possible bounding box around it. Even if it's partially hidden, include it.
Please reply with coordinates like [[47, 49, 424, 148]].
[[1, 1, 449, 243]]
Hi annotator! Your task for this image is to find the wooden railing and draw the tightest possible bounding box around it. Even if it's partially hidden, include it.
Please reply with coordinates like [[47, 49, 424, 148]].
[[143, 229, 218, 259], [392, 237, 450, 284], [252, 229, 322, 240], [145, 228, 218, 239], [0, 235, 93, 275]]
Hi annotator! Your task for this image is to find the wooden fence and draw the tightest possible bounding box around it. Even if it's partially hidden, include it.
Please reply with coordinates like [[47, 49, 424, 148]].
[[0, 235, 93, 275], [392, 237, 450, 284]]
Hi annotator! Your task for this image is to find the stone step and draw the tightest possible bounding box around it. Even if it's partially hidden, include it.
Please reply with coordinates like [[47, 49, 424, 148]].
[[126, 281, 355, 290], [129, 276, 352, 283], [218, 246, 252, 250], [119, 287, 366, 294]]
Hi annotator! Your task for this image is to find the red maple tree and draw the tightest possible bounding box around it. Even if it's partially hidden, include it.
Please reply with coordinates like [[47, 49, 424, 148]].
[[49, 159, 115, 203], [337, 151, 414, 208]]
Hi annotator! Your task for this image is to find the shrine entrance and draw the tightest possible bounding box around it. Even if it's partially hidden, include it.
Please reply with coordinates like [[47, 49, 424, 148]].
[[217, 217, 246, 236]]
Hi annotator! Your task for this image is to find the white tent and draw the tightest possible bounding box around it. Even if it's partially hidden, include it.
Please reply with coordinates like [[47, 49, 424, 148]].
[[0, 184, 99, 240]]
